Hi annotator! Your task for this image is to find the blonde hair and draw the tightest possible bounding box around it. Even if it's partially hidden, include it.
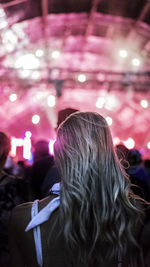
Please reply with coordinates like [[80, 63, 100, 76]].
[[54, 112, 144, 266]]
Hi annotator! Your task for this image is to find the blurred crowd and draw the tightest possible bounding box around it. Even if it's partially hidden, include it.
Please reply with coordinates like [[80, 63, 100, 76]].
[[0, 109, 150, 266]]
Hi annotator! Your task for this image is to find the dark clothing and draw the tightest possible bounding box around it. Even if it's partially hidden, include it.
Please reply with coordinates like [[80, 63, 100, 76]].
[[31, 155, 54, 199], [0, 171, 24, 267], [9, 196, 150, 267], [41, 165, 61, 198], [127, 165, 150, 201]]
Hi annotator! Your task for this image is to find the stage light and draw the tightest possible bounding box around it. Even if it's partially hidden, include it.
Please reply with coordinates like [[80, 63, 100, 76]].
[[106, 116, 113, 126], [147, 142, 150, 150], [9, 93, 17, 102], [49, 140, 56, 155], [119, 49, 128, 58], [140, 99, 148, 108], [124, 138, 135, 149], [47, 95, 56, 107], [132, 58, 140, 66], [78, 74, 86, 83], [25, 131, 32, 138], [15, 53, 40, 69], [51, 50, 60, 59], [35, 49, 44, 57], [32, 114, 40, 124], [96, 97, 105, 108]]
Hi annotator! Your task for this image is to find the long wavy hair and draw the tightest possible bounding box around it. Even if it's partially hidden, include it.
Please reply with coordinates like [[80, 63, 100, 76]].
[[54, 112, 144, 267]]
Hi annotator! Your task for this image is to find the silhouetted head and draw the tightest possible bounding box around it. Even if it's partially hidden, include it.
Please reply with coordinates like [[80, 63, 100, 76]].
[[127, 149, 142, 166], [57, 108, 78, 129], [33, 140, 49, 162], [0, 131, 11, 170]]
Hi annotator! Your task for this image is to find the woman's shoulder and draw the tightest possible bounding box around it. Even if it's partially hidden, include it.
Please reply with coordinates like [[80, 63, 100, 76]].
[[13, 195, 55, 213], [11, 195, 56, 230]]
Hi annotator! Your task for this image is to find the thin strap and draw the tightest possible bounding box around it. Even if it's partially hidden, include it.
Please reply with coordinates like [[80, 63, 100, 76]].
[[32, 200, 43, 267]]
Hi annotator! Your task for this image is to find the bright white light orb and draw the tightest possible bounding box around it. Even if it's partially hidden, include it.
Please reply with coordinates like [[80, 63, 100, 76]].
[[25, 131, 32, 138], [15, 53, 40, 69], [140, 99, 148, 109], [19, 69, 31, 78], [147, 142, 150, 150], [32, 114, 40, 124], [124, 138, 135, 149], [78, 74, 86, 83], [119, 49, 128, 58], [132, 58, 140, 66], [96, 97, 105, 108], [9, 93, 17, 102], [35, 49, 44, 57], [51, 50, 60, 59], [105, 116, 113, 126], [47, 95, 56, 107]]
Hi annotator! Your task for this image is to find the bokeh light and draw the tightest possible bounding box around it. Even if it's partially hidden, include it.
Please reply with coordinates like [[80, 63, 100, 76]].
[[105, 116, 113, 126], [96, 96, 105, 108], [51, 50, 60, 59], [15, 53, 40, 69], [9, 93, 17, 102], [119, 49, 128, 58], [132, 58, 141, 66], [25, 131, 32, 138], [78, 74, 86, 82], [32, 114, 40, 124], [35, 49, 44, 57], [147, 142, 150, 150], [140, 99, 148, 108]]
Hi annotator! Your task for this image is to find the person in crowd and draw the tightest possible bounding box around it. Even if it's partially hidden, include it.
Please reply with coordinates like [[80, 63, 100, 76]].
[[41, 108, 78, 198], [127, 149, 150, 201], [0, 132, 24, 267], [30, 140, 54, 199], [144, 159, 150, 179], [9, 112, 149, 267], [115, 143, 129, 168]]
